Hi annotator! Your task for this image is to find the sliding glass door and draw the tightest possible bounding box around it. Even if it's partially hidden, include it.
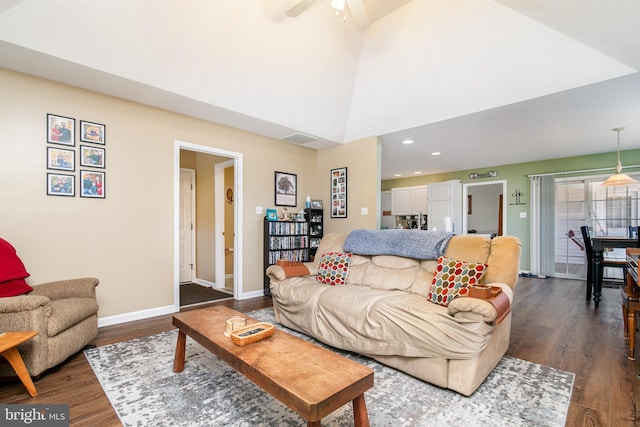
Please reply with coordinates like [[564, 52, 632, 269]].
[[553, 175, 640, 279]]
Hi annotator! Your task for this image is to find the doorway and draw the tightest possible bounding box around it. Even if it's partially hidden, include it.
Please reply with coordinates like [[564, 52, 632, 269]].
[[462, 180, 507, 236], [174, 140, 244, 311]]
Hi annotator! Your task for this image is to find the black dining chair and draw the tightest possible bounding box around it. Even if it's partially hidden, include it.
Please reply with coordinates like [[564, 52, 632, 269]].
[[581, 225, 627, 301]]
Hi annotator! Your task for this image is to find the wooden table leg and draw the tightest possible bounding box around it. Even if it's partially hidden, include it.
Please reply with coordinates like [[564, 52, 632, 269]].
[[593, 250, 603, 307], [352, 394, 370, 427], [173, 330, 187, 372], [0, 347, 38, 397], [623, 303, 630, 339], [307, 421, 321, 427], [629, 309, 637, 360]]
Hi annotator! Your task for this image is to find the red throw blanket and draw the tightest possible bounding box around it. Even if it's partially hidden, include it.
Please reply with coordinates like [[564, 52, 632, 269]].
[[0, 238, 33, 297]]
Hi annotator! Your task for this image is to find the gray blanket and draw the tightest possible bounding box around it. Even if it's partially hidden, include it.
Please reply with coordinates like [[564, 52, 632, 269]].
[[343, 229, 453, 259]]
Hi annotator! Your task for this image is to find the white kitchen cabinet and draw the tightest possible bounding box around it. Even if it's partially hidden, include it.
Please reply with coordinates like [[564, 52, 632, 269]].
[[411, 186, 429, 215], [428, 180, 462, 232], [391, 185, 428, 215]]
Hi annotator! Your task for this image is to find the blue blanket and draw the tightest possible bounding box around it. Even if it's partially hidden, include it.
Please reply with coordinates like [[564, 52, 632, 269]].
[[343, 229, 454, 259]]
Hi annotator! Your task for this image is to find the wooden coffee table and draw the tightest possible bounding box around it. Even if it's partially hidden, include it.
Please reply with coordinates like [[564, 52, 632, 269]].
[[0, 331, 38, 397], [173, 306, 373, 426]]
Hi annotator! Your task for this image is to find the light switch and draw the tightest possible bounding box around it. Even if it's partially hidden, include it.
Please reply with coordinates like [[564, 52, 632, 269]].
[[256, 206, 263, 215], [361, 207, 368, 215], [520, 212, 527, 219]]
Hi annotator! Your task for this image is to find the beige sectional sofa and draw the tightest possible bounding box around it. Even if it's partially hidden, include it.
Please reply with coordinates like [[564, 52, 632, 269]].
[[267, 231, 521, 396]]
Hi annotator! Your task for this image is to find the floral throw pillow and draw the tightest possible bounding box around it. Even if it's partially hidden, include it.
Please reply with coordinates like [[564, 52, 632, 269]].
[[316, 252, 352, 286], [427, 256, 488, 306]]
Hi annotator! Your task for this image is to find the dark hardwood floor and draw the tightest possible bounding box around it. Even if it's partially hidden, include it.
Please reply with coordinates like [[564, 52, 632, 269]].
[[1, 278, 638, 426]]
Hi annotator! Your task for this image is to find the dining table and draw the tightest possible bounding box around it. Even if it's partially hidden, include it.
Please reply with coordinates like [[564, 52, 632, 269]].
[[591, 236, 637, 307]]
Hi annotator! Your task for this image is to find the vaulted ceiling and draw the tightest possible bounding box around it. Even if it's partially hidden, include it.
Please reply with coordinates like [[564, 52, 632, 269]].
[[1, 0, 639, 179]]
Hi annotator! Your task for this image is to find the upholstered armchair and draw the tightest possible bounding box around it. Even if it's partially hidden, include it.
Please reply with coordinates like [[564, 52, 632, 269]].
[[0, 277, 100, 377], [0, 237, 99, 377]]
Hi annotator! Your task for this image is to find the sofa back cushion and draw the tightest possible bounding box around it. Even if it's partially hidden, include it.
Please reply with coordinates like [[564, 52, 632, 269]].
[[314, 233, 347, 265], [444, 235, 520, 289], [315, 232, 521, 295], [357, 255, 420, 291]]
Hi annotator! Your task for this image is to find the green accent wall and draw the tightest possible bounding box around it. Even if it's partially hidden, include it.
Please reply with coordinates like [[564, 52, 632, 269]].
[[381, 150, 640, 271]]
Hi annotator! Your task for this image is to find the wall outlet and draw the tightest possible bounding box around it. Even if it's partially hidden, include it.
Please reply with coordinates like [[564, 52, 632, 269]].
[[361, 207, 368, 215]]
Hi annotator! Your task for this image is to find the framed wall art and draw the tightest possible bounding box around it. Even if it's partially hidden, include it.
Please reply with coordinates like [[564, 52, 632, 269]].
[[80, 145, 105, 168], [330, 167, 347, 218], [266, 208, 278, 221], [47, 173, 75, 196], [47, 114, 75, 145], [274, 171, 297, 207], [80, 170, 105, 198], [80, 120, 106, 144], [47, 147, 75, 171]]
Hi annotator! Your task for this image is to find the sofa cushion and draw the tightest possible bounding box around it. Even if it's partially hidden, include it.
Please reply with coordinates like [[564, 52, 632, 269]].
[[427, 256, 488, 306], [361, 256, 420, 292], [316, 252, 352, 285], [47, 298, 99, 337]]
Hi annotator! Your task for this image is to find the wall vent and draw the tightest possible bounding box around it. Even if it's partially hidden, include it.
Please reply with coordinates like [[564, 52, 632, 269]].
[[281, 133, 317, 145]]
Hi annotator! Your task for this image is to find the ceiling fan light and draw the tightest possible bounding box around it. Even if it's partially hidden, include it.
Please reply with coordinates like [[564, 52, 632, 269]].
[[331, 0, 345, 10]]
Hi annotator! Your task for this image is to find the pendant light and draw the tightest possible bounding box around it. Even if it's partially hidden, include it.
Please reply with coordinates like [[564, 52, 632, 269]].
[[602, 127, 637, 186]]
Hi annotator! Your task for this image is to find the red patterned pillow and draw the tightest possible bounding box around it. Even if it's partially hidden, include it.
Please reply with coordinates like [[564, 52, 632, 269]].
[[427, 256, 487, 306], [316, 252, 352, 286]]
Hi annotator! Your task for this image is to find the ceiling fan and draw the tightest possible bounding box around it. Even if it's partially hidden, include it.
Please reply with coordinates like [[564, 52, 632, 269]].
[[286, 0, 371, 31]]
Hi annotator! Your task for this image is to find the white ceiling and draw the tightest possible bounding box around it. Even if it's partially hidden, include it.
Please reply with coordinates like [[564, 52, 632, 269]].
[[1, 0, 639, 180]]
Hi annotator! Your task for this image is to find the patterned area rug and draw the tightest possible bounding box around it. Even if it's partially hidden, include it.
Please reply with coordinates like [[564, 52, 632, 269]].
[[85, 308, 574, 427]]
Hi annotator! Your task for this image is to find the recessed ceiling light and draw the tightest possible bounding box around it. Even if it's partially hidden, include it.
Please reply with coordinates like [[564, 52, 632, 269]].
[[431, 151, 441, 156], [414, 171, 421, 175], [394, 174, 402, 177], [402, 139, 414, 145]]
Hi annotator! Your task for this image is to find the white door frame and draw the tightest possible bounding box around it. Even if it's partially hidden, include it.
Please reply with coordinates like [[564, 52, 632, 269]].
[[179, 168, 196, 283], [462, 180, 507, 235], [214, 159, 234, 291], [174, 140, 243, 310]]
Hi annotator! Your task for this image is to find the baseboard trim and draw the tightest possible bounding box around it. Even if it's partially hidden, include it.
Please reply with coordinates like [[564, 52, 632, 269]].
[[193, 278, 215, 288], [98, 305, 176, 328], [97, 289, 265, 327]]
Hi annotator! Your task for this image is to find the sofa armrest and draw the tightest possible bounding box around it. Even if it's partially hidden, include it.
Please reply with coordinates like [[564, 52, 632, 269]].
[[447, 283, 513, 323], [0, 294, 50, 314], [266, 263, 317, 282], [30, 277, 99, 300]]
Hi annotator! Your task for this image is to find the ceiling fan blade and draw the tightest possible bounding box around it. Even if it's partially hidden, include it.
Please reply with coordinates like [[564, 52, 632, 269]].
[[285, 0, 320, 17], [346, 0, 371, 30]]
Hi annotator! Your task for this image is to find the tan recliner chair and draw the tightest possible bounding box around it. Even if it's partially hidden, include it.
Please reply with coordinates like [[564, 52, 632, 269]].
[[0, 277, 100, 377], [0, 237, 99, 377]]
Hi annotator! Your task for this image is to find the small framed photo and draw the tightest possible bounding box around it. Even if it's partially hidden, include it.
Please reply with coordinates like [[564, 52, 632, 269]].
[[80, 145, 105, 168], [266, 208, 278, 221], [80, 120, 106, 144], [311, 199, 323, 209], [80, 170, 105, 198], [275, 171, 297, 207], [47, 173, 75, 196], [47, 147, 75, 171], [331, 167, 347, 218], [47, 114, 75, 145]]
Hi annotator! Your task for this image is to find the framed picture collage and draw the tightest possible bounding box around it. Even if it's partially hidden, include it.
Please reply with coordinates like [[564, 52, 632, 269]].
[[46, 113, 106, 198]]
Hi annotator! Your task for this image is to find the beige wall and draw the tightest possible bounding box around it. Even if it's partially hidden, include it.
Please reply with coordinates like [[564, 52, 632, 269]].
[[0, 68, 323, 320], [317, 136, 379, 234]]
